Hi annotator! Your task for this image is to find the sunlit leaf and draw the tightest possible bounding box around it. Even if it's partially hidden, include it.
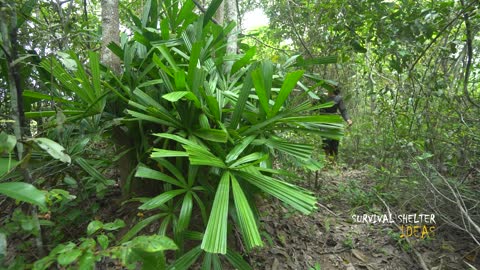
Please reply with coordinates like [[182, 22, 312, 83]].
[[125, 235, 177, 252], [231, 174, 263, 250], [201, 172, 230, 254], [139, 189, 187, 210], [32, 138, 71, 164], [0, 182, 46, 210]]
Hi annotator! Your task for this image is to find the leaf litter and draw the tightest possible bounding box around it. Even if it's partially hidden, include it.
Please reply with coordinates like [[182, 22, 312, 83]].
[[246, 169, 479, 269]]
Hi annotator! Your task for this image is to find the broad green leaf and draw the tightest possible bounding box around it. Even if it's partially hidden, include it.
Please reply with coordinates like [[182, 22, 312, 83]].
[[33, 256, 55, 270], [103, 219, 126, 231], [77, 251, 95, 270], [87, 220, 103, 235], [0, 182, 46, 210], [97, 235, 109, 250], [139, 189, 187, 210], [125, 235, 177, 252], [202, 253, 222, 270], [201, 172, 230, 254], [231, 175, 263, 250], [57, 249, 82, 266], [271, 70, 304, 116], [32, 138, 71, 164]]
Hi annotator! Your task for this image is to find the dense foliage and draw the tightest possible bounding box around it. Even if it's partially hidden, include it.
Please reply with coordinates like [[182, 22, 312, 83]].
[[1, 0, 343, 268], [1, 0, 479, 268], [258, 0, 480, 250]]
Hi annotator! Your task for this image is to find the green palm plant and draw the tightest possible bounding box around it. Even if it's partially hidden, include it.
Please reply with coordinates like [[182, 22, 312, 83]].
[[27, 0, 344, 267], [106, 1, 345, 267]]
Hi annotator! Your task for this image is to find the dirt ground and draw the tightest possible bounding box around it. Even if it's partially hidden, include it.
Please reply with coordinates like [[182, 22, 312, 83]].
[[246, 169, 480, 270]]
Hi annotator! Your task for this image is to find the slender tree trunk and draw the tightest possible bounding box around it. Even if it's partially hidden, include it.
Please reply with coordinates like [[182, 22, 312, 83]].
[[215, 1, 224, 25], [224, 0, 238, 73], [101, 0, 120, 73], [0, 3, 45, 257]]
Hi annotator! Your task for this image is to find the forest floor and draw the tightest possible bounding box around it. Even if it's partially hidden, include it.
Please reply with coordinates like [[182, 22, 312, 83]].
[[246, 168, 479, 270], [4, 166, 478, 269]]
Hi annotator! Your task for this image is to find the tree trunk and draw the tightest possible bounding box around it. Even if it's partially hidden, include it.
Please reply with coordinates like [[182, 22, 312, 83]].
[[101, 0, 120, 74], [215, 1, 225, 25], [0, 3, 45, 257], [224, 0, 238, 73]]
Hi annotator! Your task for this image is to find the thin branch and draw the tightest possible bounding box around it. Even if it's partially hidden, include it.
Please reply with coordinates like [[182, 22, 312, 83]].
[[460, 0, 480, 108], [285, 0, 312, 58], [191, 0, 220, 25], [243, 34, 295, 53], [408, 0, 477, 73]]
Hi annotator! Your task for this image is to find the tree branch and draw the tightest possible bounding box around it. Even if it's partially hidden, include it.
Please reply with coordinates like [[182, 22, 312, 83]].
[[243, 34, 295, 53], [408, 0, 477, 74], [286, 0, 313, 58], [191, 0, 220, 25], [460, 0, 480, 108]]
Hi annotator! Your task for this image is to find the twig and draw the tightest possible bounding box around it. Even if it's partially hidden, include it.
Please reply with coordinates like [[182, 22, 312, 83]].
[[459, 0, 479, 108], [243, 34, 295, 53], [285, 0, 312, 58], [408, 0, 477, 73], [191, 0, 220, 25], [316, 202, 339, 217]]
